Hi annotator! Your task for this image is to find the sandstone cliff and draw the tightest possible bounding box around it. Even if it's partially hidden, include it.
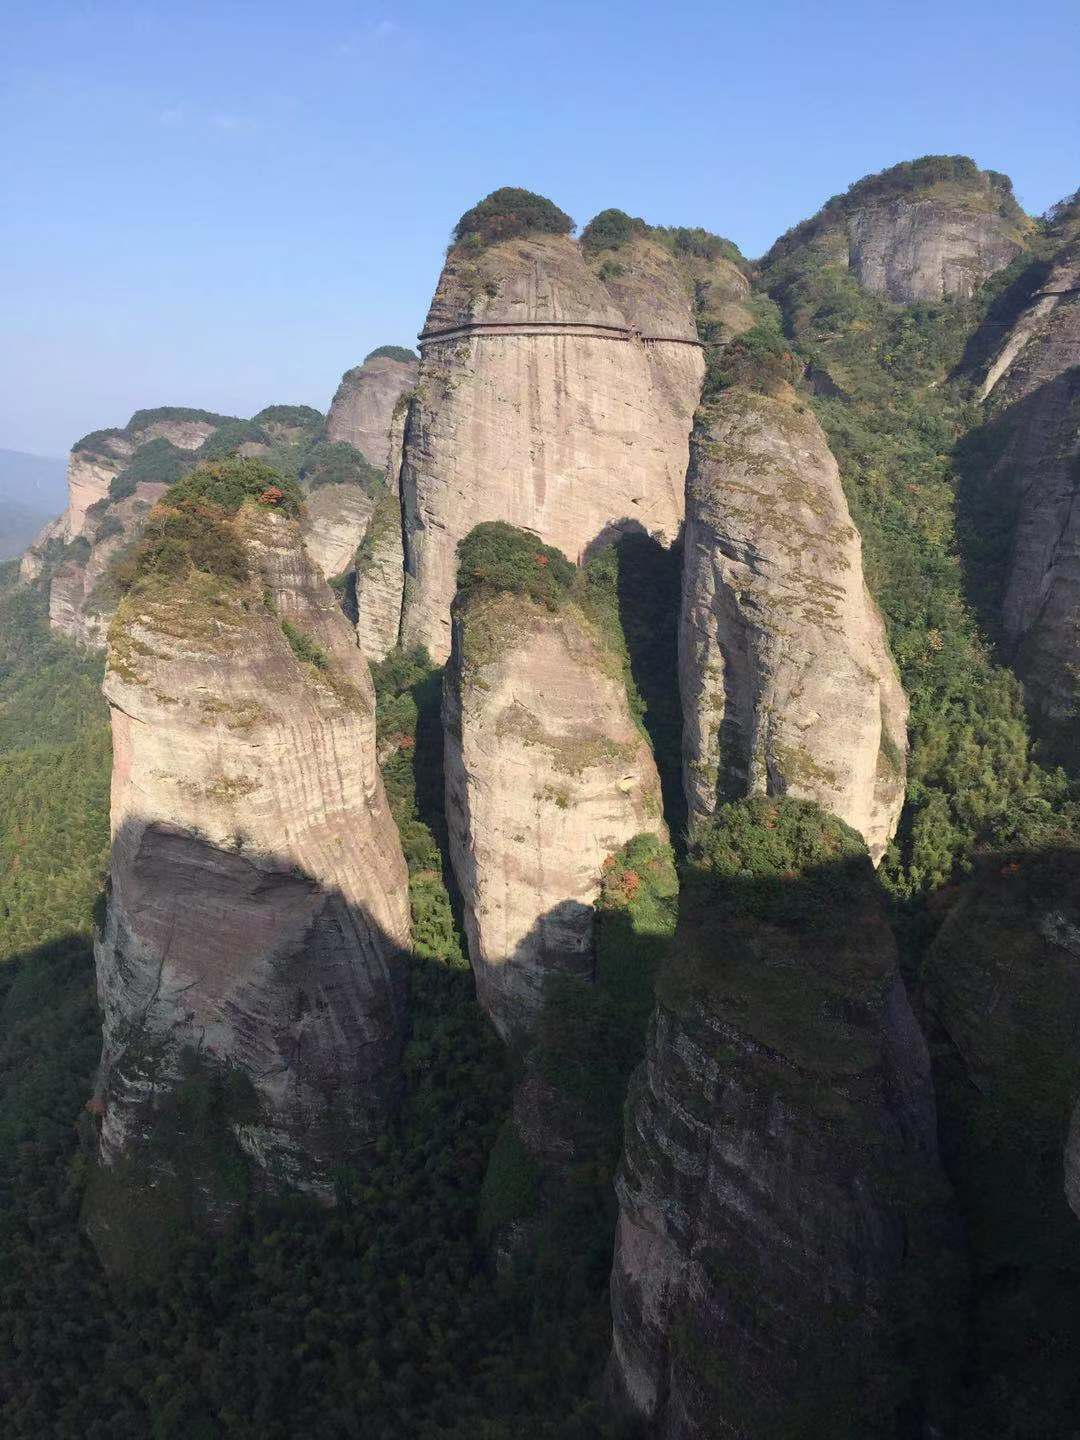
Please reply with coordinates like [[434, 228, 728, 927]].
[[766, 157, 1029, 306], [975, 238, 1080, 759], [399, 219, 706, 661], [88, 468, 411, 1260], [325, 348, 418, 468], [847, 198, 1024, 302], [443, 555, 666, 1043], [680, 388, 907, 862], [607, 798, 958, 1438]]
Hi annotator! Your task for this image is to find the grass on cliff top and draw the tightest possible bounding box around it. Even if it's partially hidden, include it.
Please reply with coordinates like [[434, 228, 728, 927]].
[[109, 457, 302, 602], [452, 186, 574, 251], [364, 344, 418, 364], [301, 439, 386, 493], [659, 798, 893, 1075]]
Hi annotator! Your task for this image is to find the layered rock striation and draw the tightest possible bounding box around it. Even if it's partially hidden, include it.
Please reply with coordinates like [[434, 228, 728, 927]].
[[607, 799, 958, 1438], [400, 223, 706, 661], [443, 562, 666, 1043], [90, 477, 411, 1242], [680, 387, 908, 862]]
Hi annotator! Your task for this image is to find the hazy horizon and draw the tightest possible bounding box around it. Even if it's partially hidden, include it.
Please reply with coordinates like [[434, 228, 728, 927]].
[[4, 0, 1078, 459]]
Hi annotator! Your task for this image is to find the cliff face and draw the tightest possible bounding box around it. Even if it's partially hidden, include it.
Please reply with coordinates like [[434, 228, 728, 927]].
[[846, 199, 1024, 302], [443, 583, 665, 1042], [680, 388, 907, 862], [302, 482, 378, 581], [325, 351, 418, 468], [400, 230, 705, 661], [607, 803, 958, 1437], [978, 240, 1080, 758], [89, 497, 411, 1247]]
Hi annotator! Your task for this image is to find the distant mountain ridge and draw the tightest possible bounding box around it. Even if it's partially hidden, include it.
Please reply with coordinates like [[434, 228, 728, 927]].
[[0, 448, 67, 559]]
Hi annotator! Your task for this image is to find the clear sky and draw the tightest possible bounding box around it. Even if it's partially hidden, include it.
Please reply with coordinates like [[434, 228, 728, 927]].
[[3, 0, 1078, 458]]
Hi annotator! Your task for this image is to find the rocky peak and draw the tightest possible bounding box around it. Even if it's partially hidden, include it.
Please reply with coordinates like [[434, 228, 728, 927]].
[[399, 193, 707, 661], [768, 156, 1030, 304], [325, 347, 418, 469], [442, 524, 666, 1043], [680, 386, 908, 862], [86, 460, 411, 1268]]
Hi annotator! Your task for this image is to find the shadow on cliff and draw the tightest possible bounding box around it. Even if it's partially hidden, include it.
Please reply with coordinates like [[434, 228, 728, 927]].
[[952, 367, 1080, 769], [583, 523, 687, 849], [916, 844, 1080, 1438], [80, 812, 504, 1285]]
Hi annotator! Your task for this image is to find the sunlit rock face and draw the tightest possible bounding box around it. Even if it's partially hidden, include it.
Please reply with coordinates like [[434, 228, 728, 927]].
[[91, 504, 411, 1223], [976, 238, 1080, 759], [443, 585, 665, 1043], [325, 351, 418, 469], [680, 388, 908, 862], [606, 822, 959, 1438], [20, 411, 232, 643], [399, 230, 705, 661], [846, 199, 1024, 302], [302, 482, 379, 581]]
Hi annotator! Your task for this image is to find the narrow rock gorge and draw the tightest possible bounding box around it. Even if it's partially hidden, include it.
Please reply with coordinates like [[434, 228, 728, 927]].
[[86, 459, 410, 1269], [607, 799, 959, 1438], [680, 387, 908, 862]]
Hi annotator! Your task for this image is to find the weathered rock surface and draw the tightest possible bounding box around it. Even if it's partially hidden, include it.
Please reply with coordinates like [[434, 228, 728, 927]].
[[680, 388, 907, 861], [20, 410, 235, 643], [846, 199, 1024, 302], [444, 586, 665, 1041], [607, 817, 957, 1437], [91, 504, 411, 1223], [400, 230, 705, 661], [302, 481, 378, 581], [976, 239, 1080, 757], [354, 490, 404, 661], [325, 351, 418, 468]]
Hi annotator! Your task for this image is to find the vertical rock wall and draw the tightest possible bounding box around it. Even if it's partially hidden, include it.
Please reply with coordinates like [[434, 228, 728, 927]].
[[680, 388, 907, 862], [443, 583, 666, 1042], [400, 231, 705, 662], [90, 504, 411, 1241], [607, 804, 958, 1437]]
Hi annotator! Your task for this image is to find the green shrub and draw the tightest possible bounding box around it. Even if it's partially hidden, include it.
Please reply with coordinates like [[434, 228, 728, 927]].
[[652, 225, 747, 270], [580, 208, 647, 253], [452, 187, 573, 249], [364, 345, 418, 364], [251, 404, 323, 432], [301, 440, 385, 492], [684, 795, 869, 923], [168, 456, 302, 516], [114, 504, 249, 592], [108, 438, 192, 501], [456, 521, 575, 609], [280, 619, 329, 670], [195, 419, 271, 462]]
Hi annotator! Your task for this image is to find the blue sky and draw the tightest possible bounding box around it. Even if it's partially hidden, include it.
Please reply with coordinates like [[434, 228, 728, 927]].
[[3, 0, 1078, 458]]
